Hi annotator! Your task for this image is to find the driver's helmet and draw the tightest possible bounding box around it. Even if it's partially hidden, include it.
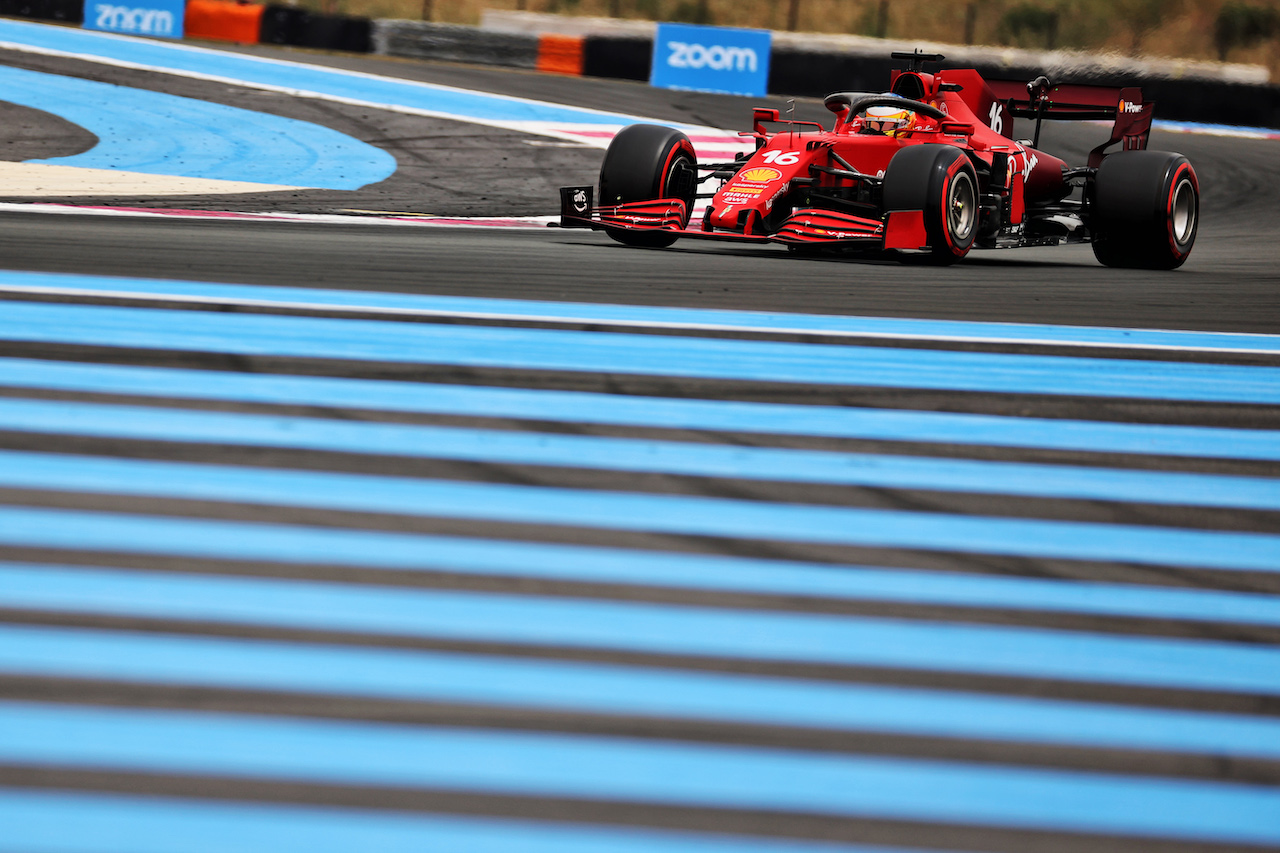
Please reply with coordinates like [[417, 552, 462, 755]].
[[863, 100, 915, 136]]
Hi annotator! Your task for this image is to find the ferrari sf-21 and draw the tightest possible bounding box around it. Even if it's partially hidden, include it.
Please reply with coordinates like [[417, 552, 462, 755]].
[[557, 51, 1198, 269]]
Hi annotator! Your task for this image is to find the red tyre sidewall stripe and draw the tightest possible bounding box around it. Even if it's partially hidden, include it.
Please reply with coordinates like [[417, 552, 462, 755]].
[[1165, 162, 1198, 259], [659, 139, 697, 227], [940, 156, 968, 256]]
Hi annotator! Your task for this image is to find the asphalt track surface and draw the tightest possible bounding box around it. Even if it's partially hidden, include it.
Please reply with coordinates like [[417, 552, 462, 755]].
[[3, 31, 1280, 853]]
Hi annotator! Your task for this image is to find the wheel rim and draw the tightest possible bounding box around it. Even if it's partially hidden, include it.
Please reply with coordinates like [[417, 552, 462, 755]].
[[663, 153, 696, 226], [1170, 177, 1196, 246], [948, 172, 976, 243], [664, 155, 694, 196], [664, 154, 687, 187]]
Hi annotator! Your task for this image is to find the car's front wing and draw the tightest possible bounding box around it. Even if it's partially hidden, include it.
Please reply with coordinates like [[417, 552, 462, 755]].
[[554, 186, 888, 248]]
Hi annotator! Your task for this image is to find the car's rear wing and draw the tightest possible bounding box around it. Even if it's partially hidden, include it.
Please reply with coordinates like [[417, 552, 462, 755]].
[[987, 77, 1153, 167]]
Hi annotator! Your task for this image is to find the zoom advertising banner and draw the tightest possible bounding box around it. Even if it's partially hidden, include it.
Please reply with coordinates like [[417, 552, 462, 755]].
[[84, 0, 185, 38], [650, 23, 771, 98]]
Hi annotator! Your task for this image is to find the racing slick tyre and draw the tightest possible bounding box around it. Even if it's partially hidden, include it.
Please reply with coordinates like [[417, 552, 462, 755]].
[[1090, 151, 1198, 270], [598, 124, 697, 248], [883, 144, 978, 265]]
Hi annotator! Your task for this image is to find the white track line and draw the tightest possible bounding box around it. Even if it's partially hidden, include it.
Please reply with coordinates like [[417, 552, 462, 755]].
[[0, 203, 555, 228]]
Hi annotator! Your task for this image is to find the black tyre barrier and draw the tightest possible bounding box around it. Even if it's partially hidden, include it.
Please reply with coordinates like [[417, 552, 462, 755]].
[[257, 6, 371, 52], [259, 5, 307, 45], [582, 35, 651, 81], [373, 20, 538, 68], [769, 50, 897, 98], [1141, 77, 1280, 129], [337, 16, 372, 53], [0, 0, 83, 23], [299, 13, 341, 48]]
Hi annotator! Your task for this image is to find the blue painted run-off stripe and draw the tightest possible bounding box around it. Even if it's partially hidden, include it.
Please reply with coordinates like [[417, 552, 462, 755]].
[[5, 398, 1279, 510], [3, 302, 1280, 403], [2, 449, 1278, 572], [2, 357, 1276, 461], [5, 269, 1279, 353], [0, 789, 951, 853], [7, 621, 1280, 759], [0, 18, 651, 128], [1, 66, 395, 189], [4, 448, 1280, 572], [5, 507, 1280, 626], [3, 701, 1280, 845], [4, 564, 1280, 694]]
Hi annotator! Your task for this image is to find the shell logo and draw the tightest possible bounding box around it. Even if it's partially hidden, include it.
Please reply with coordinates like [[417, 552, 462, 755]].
[[740, 167, 782, 183]]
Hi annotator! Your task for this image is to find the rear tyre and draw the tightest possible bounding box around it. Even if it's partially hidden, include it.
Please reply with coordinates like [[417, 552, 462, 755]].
[[883, 144, 978, 265], [1091, 151, 1198, 269], [598, 124, 697, 248]]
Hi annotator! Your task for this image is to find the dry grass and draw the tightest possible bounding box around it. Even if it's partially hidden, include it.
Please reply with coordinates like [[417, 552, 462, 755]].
[[306, 0, 1279, 80]]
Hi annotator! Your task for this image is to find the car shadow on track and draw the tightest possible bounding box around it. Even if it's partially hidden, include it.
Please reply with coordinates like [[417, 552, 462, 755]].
[[559, 239, 1101, 269]]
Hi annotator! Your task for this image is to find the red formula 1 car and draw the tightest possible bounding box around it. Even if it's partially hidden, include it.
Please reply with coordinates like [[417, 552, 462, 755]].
[[557, 51, 1199, 269]]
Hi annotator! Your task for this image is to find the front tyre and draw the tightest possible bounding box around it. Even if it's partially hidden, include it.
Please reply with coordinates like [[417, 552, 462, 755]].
[[1091, 151, 1198, 270], [598, 124, 696, 248], [930, 164, 978, 264], [883, 144, 978, 265]]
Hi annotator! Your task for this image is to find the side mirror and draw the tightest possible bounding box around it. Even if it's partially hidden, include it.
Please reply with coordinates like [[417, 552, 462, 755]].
[[752, 107, 780, 137]]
